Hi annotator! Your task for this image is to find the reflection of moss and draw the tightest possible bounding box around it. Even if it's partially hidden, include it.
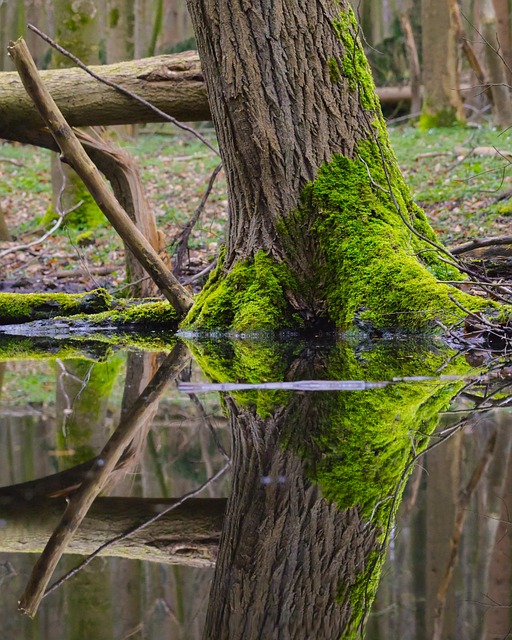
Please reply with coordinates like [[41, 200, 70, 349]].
[[191, 334, 474, 636], [56, 354, 124, 469], [187, 337, 300, 417]]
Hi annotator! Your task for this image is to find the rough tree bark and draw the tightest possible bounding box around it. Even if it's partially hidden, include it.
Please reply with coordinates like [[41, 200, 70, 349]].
[[194, 338, 469, 638], [184, 0, 491, 332]]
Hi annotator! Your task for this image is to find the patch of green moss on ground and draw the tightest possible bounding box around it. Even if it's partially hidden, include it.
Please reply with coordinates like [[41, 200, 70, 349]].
[[184, 251, 303, 331], [0, 289, 113, 324], [419, 107, 459, 131]]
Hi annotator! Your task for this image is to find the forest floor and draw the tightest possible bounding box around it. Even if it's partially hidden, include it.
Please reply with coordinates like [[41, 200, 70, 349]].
[[1, 122, 512, 296]]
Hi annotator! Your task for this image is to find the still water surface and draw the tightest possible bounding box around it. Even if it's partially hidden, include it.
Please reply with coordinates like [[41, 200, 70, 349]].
[[0, 334, 510, 639]]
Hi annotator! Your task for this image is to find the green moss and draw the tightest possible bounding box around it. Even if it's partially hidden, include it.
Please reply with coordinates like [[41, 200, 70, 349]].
[[304, 139, 494, 330], [43, 186, 105, 230], [328, 56, 341, 83], [0, 289, 113, 324], [187, 337, 301, 417], [84, 300, 179, 327], [184, 251, 303, 331], [419, 107, 460, 131], [55, 354, 124, 468], [109, 7, 120, 28]]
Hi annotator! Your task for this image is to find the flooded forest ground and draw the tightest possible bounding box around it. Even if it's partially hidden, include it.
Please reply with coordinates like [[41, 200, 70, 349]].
[[1, 123, 512, 639]]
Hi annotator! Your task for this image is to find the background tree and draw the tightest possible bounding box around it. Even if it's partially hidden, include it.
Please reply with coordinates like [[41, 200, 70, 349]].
[[420, 0, 464, 127]]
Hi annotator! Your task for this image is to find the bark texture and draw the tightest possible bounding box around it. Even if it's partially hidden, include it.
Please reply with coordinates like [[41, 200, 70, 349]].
[[204, 398, 377, 639], [187, 0, 371, 269]]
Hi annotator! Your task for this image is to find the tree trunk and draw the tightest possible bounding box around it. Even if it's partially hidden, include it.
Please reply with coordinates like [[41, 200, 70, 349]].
[[420, 0, 465, 127], [481, 0, 512, 128], [49, 0, 104, 231], [184, 0, 485, 332]]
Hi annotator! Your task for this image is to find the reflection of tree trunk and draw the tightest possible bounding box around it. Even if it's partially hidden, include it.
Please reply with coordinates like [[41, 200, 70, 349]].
[[0, 496, 224, 566], [204, 399, 378, 639]]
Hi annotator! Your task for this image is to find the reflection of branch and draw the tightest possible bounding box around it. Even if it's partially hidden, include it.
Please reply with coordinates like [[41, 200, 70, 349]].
[[43, 463, 230, 599], [432, 430, 497, 640], [18, 341, 190, 617]]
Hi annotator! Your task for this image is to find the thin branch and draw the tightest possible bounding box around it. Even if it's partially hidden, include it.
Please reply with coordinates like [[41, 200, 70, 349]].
[[450, 235, 512, 255], [27, 24, 220, 157], [172, 163, 223, 273]]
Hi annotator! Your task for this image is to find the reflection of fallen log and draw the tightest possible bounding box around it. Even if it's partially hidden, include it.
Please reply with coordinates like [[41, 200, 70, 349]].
[[0, 496, 225, 567], [18, 341, 190, 617]]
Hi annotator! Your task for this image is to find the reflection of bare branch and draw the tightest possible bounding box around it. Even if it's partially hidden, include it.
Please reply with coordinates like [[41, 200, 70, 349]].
[[18, 341, 190, 617], [43, 463, 230, 599], [432, 430, 497, 640]]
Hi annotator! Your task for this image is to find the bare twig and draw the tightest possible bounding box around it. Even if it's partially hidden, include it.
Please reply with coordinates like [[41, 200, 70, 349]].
[[172, 163, 223, 273], [27, 24, 219, 157]]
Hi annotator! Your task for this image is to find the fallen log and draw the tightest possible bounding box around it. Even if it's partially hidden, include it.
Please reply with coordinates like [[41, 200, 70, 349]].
[[0, 49, 422, 139]]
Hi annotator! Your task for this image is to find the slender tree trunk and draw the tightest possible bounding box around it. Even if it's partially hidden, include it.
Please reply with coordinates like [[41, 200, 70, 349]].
[[481, 0, 512, 128]]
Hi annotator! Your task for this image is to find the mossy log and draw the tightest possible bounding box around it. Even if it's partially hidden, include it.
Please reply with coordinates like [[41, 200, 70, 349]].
[[0, 289, 178, 329]]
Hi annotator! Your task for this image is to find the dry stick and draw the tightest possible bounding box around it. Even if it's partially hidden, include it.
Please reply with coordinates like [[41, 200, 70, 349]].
[[431, 430, 497, 640], [27, 23, 220, 158], [18, 341, 190, 617], [173, 163, 223, 273], [8, 38, 193, 316], [450, 235, 512, 255]]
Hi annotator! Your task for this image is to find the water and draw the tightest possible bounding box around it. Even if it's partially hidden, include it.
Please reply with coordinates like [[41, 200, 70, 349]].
[[0, 333, 510, 639]]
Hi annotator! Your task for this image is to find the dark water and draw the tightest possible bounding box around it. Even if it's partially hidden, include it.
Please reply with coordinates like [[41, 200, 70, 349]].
[[0, 334, 510, 639]]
